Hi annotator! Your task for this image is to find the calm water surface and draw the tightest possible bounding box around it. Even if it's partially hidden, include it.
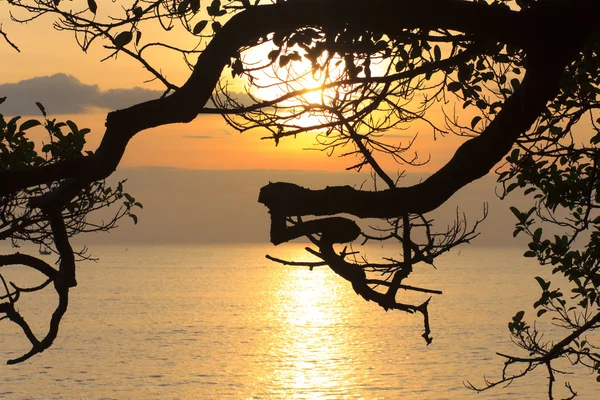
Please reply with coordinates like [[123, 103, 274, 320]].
[[0, 243, 597, 399]]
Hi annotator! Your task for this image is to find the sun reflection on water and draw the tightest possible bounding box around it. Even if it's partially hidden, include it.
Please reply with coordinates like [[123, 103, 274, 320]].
[[260, 247, 365, 399]]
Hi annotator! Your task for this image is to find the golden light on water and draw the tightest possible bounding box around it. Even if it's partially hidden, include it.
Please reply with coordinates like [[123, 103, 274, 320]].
[[4, 244, 589, 399], [261, 247, 364, 398]]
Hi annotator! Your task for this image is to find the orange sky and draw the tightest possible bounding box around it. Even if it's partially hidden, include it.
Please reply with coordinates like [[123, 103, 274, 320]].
[[0, 3, 468, 173]]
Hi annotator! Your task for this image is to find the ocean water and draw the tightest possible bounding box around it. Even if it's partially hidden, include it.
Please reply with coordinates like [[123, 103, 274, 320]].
[[0, 243, 597, 399]]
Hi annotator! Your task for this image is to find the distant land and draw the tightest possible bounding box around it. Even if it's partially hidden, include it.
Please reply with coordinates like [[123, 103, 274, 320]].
[[75, 167, 532, 248]]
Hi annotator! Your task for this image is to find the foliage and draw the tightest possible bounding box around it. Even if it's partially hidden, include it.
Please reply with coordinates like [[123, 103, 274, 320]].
[[0, 97, 141, 363], [1, 0, 600, 398]]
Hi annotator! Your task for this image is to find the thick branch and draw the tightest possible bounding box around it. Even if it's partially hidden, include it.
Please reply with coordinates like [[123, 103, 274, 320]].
[[259, 43, 582, 221], [0, 0, 538, 200]]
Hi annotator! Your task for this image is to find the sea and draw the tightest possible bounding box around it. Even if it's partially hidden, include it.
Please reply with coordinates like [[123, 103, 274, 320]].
[[0, 243, 598, 399]]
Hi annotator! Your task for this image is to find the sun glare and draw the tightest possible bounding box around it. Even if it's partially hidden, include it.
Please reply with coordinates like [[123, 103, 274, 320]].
[[239, 42, 343, 130], [265, 245, 361, 396]]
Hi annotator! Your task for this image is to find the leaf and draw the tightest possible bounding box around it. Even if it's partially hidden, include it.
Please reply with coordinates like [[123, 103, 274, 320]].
[[279, 55, 290, 68], [19, 119, 41, 131], [470, 116, 482, 129], [113, 31, 133, 48], [193, 20, 208, 35], [506, 182, 519, 194], [133, 6, 143, 18], [457, 63, 472, 82], [178, 0, 190, 15], [535, 276, 550, 291], [537, 309, 547, 317], [35, 102, 47, 117], [447, 81, 461, 93], [513, 310, 525, 322], [66, 120, 78, 134], [549, 125, 562, 136], [212, 21, 222, 33], [129, 213, 138, 224], [510, 78, 521, 90], [190, 0, 200, 14], [433, 45, 441, 62], [124, 193, 135, 204], [509, 206, 521, 219], [0, 96, 6, 105], [533, 227, 543, 242], [87, 0, 97, 14]]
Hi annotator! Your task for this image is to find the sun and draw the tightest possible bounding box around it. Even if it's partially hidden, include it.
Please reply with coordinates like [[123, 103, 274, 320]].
[[237, 42, 339, 130]]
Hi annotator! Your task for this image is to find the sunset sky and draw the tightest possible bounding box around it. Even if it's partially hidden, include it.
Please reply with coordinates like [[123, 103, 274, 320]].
[[0, 2, 527, 247], [0, 4, 471, 173]]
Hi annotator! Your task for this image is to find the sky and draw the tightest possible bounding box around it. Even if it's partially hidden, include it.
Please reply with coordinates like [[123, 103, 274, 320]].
[[0, 2, 530, 247], [80, 167, 529, 247], [0, 2, 472, 171]]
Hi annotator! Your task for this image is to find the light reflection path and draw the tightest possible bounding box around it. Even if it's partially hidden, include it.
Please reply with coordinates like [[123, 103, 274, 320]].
[[2, 244, 594, 399], [255, 247, 368, 399]]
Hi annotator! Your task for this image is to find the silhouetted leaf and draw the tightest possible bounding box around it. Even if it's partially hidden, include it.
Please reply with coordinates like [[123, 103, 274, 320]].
[[190, 0, 200, 14], [279, 55, 290, 68], [511, 78, 521, 90], [212, 21, 222, 33], [433, 45, 441, 62], [87, 0, 97, 14], [533, 227, 543, 242], [193, 20, 208, 35], [133, 6, 143, 18], [66, 120, 79, 134], [470, 116, 482, 129], [35, 102, 46, 117], [447, 81, 461, 92], [178, 0, 190, 15], [113, 31, 133, 48], [19, 119, 41, 131], [509, 206, 521, 219], [513, 310, 525, 322], [537, 309, 547, 317]]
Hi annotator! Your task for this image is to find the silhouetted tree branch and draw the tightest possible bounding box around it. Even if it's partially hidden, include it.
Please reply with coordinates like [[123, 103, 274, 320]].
[[2, 3, 600, 398]]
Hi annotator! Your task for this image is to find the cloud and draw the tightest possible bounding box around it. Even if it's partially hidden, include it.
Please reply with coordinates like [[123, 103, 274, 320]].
[[0, 73, 163, 116], [182, 128, 235, 139], [183, 135, 214, 139]]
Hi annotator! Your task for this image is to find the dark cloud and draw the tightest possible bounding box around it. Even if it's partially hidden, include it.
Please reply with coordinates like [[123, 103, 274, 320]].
[[183, 128, 235, 139], [0, 73, 163, 116], [183, 135, 214, 139]]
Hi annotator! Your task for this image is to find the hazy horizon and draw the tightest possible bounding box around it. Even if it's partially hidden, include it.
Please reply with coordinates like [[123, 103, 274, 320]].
[[68, 166, 531, 249]]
